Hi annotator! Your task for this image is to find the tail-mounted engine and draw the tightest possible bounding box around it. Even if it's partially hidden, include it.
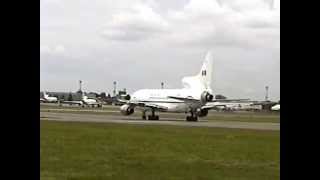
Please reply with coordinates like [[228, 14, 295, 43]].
[[120, 104, 134, 115], [200, 91, 214, 103]]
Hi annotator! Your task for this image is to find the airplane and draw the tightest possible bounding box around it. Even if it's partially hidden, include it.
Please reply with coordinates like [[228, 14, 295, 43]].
[[40, 91, 58, 103], [82, 94, 102, 107], [271, 104, 280, 111], [60, 93, 102, 107], [208, 102, 247, 111], [209, 101, 262, 112], [119, 51, 249, 121]]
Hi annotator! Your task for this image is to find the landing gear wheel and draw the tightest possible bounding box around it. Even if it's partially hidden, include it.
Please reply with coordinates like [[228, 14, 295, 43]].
[[142, 111, 146, 120], [148, 115, 159, 120], [147, 109, 159, 120], [193, 116, 198, 121], [186, 116, 198, 122]]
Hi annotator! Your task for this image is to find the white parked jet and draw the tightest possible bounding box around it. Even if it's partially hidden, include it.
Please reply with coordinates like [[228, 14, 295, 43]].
[[208, 101, 262, 111], [40, 91, 58, 103], [82, 94, 102, 107], [61, 93, 102, 107], [271, 104, 280, 111], [119, 51, 248, 121]]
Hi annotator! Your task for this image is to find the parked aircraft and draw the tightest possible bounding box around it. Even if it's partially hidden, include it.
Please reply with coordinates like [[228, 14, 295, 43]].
[[60, 93, 102, 107], [119, 51, 248, 121], [271, 104, 280, 111], [209, 102, 261, 112], [40, 91, 58, 103]]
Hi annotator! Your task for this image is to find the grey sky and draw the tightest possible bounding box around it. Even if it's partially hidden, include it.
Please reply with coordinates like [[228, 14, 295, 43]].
[[40, 0, 280, 101]]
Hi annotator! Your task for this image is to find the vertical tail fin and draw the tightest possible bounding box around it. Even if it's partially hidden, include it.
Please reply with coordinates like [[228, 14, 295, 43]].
[[43, 91, 48, 98], [82, 92, 88, 100], [182, 51, 213, 91], [197, 51, 213, 89]]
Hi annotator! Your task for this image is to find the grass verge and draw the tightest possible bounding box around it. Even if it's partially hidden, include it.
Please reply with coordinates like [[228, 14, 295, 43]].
[[41, 120, 279, 180]]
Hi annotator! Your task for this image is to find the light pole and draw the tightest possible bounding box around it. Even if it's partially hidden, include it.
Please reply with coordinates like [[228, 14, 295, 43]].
[[113, 81, 117, 97], [79, 80, 82, 92], [265, 86, 269, 101]]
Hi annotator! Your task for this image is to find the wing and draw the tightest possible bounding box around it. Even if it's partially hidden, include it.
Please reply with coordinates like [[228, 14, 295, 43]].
[[168, 96, 249, 103], [142, 103, 168, 111], [211, 99, 250, 102], [119, 96, 170, 111], [61, 100, 83, 105], [122, 100, 168, 111], [201, 103, 227, 110], [167, 96, 200, 103], [166, 96, 233, 111]]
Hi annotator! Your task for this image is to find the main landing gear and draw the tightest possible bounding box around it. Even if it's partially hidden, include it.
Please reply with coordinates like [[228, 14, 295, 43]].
[[142, 109, 159, 120], [186, 111, 198, 122]]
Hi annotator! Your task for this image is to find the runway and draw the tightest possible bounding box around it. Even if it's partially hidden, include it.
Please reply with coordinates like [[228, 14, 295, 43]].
[[40, 112, 280, 131]]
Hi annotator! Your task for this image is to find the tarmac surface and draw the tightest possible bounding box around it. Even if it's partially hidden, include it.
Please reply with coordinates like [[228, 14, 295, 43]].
[[40, 111, 280, 131]]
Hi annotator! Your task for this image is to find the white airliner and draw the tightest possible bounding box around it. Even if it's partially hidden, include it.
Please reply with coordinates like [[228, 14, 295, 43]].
[[40, 91, 58, 103], [119, 51, 248, 121], [61, 93, 102, 107], [82, 94, 102, 107], [209, 102, 261, 112], [271, 104, 280, 111]]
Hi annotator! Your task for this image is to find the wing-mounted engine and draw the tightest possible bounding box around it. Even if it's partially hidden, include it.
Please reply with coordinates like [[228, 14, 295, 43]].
[[200, 91, 214, 104], [197, 108, 208, 117], [124, 94, 131, 100], [120, 104, 134, 115]]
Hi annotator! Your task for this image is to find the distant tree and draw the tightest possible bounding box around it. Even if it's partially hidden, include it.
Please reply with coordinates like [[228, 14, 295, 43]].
[[88, 92, 98, 98], [215, 94, 227, 99], [100, 92, 106, 98], [68, 93, 73, 101], [76, 90, 82, 94], [118, 90, 126, 96]]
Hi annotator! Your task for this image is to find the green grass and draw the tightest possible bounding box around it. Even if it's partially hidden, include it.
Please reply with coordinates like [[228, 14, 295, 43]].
[[41, 121, 279, 180]]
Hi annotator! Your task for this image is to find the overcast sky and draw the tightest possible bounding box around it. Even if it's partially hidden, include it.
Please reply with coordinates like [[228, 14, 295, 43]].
[[40, 0, 280, 101]]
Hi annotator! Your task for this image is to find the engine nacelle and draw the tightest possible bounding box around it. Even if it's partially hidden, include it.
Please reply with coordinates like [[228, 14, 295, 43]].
[[197, 109, 208, 117], [200, 91, 214, 103], [120, 104, 134, 115], [124, 94, 131, 100]]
